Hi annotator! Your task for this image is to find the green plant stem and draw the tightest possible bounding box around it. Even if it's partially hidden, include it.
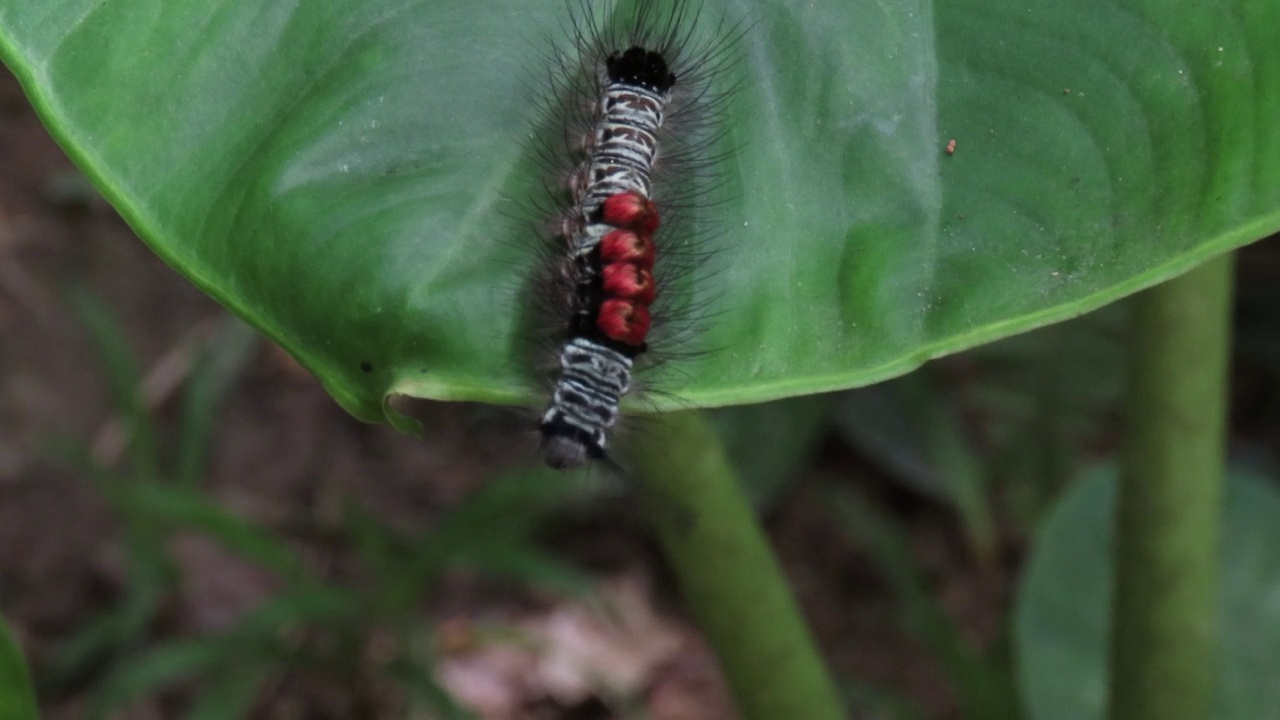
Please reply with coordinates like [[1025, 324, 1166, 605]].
[[1108, 255, 1234, 720], [0, 617, 39, 720], [629, 410, 845, 720]]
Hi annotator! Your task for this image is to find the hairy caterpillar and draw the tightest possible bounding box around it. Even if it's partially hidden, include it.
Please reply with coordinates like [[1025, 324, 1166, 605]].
[[528, 1, 740, 470]]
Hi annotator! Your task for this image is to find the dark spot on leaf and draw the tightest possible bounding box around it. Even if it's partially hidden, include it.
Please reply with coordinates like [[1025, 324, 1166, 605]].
[[360, 362, 373, 373]]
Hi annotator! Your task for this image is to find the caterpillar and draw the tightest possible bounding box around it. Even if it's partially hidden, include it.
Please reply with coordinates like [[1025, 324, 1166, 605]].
[[530, 1, 740, 470]]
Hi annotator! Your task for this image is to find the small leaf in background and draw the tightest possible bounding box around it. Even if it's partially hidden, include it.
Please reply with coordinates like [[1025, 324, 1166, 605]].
[[88, 638, 232, 719], [839, 678, 929, 720], [174, 317, 260, 488], [0, 617, 39, 720], [710, 394, 830, 507], [824, 482, 1020, 720], [376, 465, 591, 609], [67, 286, 160, 481], [389, 653, 475, 720], [186, 667, 267, 720], [832, 372, 996, 561], [950, 305, 1128, 526], [1014, 467, 1280, 720], [114, 481, 304, 579], [834, 305, 1130, 553]]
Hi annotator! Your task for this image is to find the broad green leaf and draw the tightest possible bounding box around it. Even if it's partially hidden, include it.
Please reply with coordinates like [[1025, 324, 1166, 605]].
[[1, 0, 1277, 432], [0, 617, 39, 720], [1014, 467, 1280, 720]]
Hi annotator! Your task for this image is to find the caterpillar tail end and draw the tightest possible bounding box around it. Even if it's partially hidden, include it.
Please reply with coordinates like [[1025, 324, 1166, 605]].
[[538, 417, 609, 470], [540, 434, 596, 470]]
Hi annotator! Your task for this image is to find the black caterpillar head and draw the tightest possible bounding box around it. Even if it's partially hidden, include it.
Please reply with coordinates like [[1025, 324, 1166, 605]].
[[606, 46, 677, 93]]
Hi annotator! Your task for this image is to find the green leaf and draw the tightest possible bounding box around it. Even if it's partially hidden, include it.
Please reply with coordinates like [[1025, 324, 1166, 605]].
[[417, 465, 583, 549], [0, 618, 39, 720], [2, 1, 1277, 428], [449, 545, 591, 597], [186, 668, 266, 720], [1013, 467, 1280, 720], [106, 481, 306, 579], [218, 586, 361, 664], [388, 653, 475, 720], [955, 305, 1129, 528], [374, 465, 587, 610], [66, 287, 159, 480], [832, 372, 997, 560], [839, 678, 929, 720], [89, 639, 231, 719], [175, 318, 260, 488], [711, 395, 831, 507], [48, 598, 152, 689], [825, 482, 1020, 719]]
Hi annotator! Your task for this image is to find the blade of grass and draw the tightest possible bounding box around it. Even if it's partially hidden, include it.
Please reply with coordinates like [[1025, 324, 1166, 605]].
[[109, 480, 305, 579], [449, 545, 590, 597], [824, 481, 1020, 719], [45, 608, 131, 688], [711, 394, 831, 507], [388, 653, 475, 720], [0, 617, 39, 720], [224, 585, 360, 647], [382, 466, 585, 609], [840, 677, 929, 720], [175, 318, 259, 488], [67, 287, 160, 481], [186, 666, 267, 720], [833, 375, 998, 563], [1107, 254, 1234, 720], [88, 638, 231, 719]]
